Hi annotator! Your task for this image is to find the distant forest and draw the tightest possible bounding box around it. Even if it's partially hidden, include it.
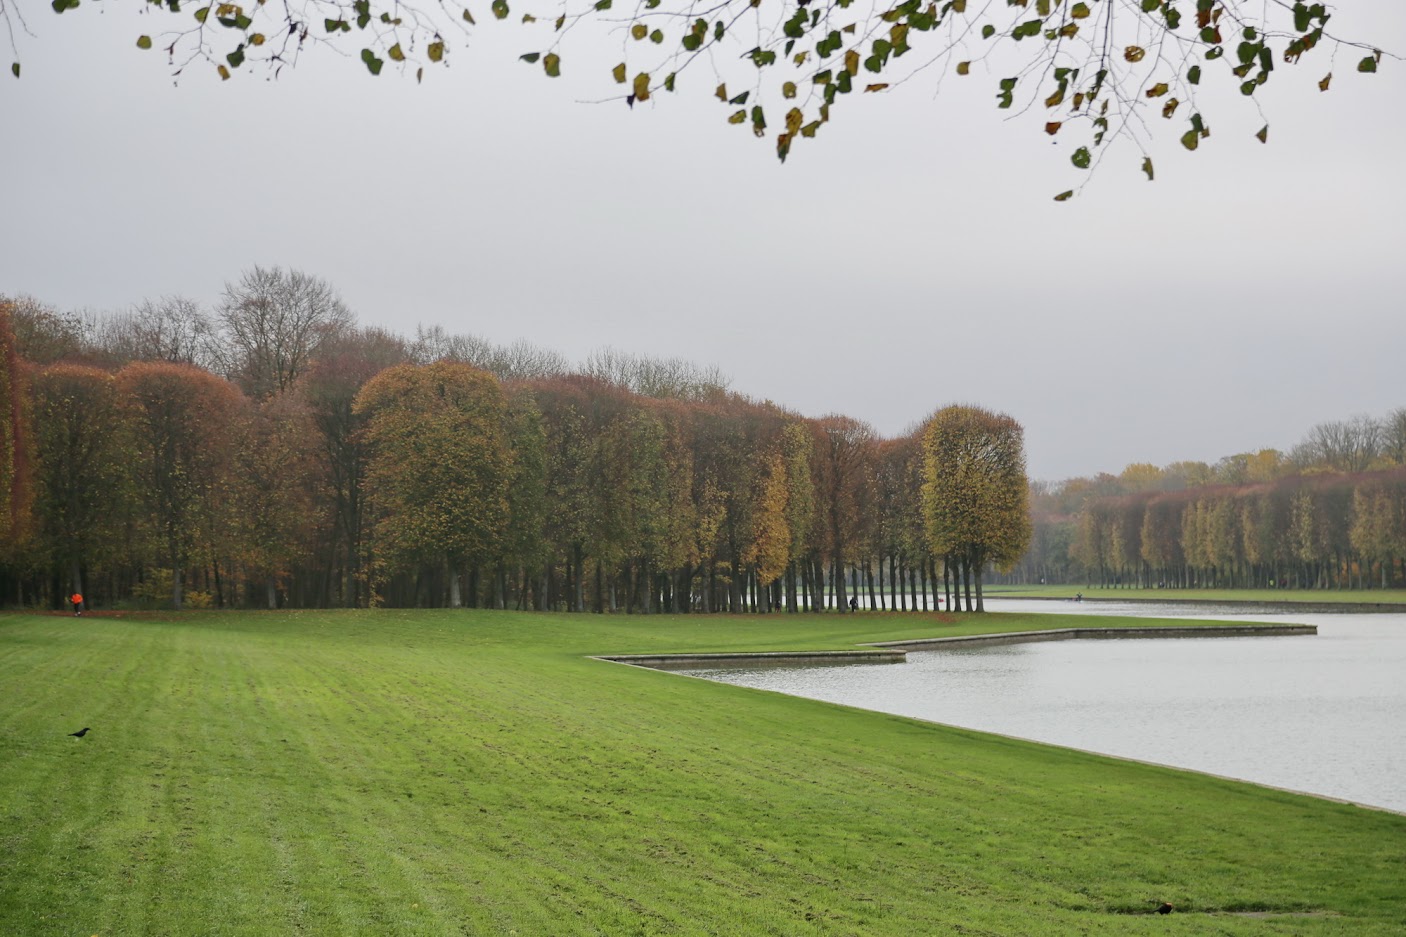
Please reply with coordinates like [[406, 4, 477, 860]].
[[0, 274, 1029, 613], [4, 278, 1402, 610], [1002, 411, 1406, 591]]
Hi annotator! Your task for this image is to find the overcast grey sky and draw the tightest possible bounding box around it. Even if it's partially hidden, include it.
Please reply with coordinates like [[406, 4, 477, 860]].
[[3, 1, 1403, 481]]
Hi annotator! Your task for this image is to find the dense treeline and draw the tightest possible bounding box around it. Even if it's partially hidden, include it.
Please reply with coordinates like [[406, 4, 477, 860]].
[[999, 411, 1406, 590], [0, 280, 1030, 613], [1071, 471, 1406, 591]]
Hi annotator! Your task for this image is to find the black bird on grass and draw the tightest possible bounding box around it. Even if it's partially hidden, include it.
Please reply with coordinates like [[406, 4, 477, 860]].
[[1155, 902, 1174, 915], [68, 727, 91, 738]]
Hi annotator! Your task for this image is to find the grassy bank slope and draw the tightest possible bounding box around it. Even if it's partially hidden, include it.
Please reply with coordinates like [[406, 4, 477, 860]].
[[1, 610, 1401, 935]]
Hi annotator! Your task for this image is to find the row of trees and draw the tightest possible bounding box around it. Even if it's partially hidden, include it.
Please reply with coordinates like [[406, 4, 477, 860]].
[[0, 286, 1031, 614], [998, 407, 1406, 590], [1070, 470, 1406, 592]]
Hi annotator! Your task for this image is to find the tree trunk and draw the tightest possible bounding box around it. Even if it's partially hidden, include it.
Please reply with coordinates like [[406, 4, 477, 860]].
[[888, 554, 898, 612], [448, 560, 462, 608]]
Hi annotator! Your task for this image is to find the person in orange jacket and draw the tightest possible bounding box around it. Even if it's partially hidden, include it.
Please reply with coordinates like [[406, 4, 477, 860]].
[[70, 593, 83, 616]]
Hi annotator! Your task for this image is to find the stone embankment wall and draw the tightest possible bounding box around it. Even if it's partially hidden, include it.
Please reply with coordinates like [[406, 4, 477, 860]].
[[597, 624, 1316, 669], [867, 624, 1316, 651]]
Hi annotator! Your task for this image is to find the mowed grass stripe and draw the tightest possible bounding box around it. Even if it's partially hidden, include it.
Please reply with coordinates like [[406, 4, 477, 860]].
[[1, 609, 1403, 935]]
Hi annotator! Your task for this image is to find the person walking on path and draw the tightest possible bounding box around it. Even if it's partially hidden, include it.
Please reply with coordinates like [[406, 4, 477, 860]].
[[70, 593, 83, 616]]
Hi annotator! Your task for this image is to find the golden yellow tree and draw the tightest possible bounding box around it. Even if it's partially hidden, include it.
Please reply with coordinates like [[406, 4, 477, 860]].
[[747, 449, 791, 593], [354, 361, 512, 607], [922, 405, 1031, 612]]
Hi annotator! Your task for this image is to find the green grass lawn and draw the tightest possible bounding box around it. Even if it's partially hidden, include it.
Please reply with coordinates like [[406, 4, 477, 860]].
[[1, 609, 1402, 936], [984, 584, 1406, 606]]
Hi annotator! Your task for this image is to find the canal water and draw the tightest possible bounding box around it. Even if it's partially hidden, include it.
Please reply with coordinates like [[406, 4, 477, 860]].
[[688, 600, 1406, 812]]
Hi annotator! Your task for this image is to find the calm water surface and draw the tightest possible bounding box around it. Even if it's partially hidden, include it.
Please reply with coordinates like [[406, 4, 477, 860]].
[[690, 600, 1406, 812]]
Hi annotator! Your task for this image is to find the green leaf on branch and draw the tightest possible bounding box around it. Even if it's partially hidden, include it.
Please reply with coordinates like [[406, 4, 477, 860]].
[[1357, 55, 1377, 73], [137, 35, 153, 49], [544, 53, 560, 76], [11, 62, 19, 78], [227, 45, 245, 68], [612, 62, 626, 83], [361, 48, 383, 75], [1071, 147, 1091, 169], [390, 44, 406, 62], [520, 52, 540, 63], [1180, 129, 1199, 150], [1256, 124, 1268, 143], [996, 76, 1016, 109], [491, 0, 509, 19], [1141, 157, 1154, 180], [1054, 190, 1074, 202], [1012, 19, 1042, 40], [428, 41, 445, 62]]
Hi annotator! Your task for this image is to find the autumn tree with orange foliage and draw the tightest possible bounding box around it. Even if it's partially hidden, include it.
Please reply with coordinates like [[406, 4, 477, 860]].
[[0, 302, 29, 555]]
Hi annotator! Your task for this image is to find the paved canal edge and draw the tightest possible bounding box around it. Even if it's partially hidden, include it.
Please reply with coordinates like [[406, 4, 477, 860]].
[[593, 623, 1316, 669]]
